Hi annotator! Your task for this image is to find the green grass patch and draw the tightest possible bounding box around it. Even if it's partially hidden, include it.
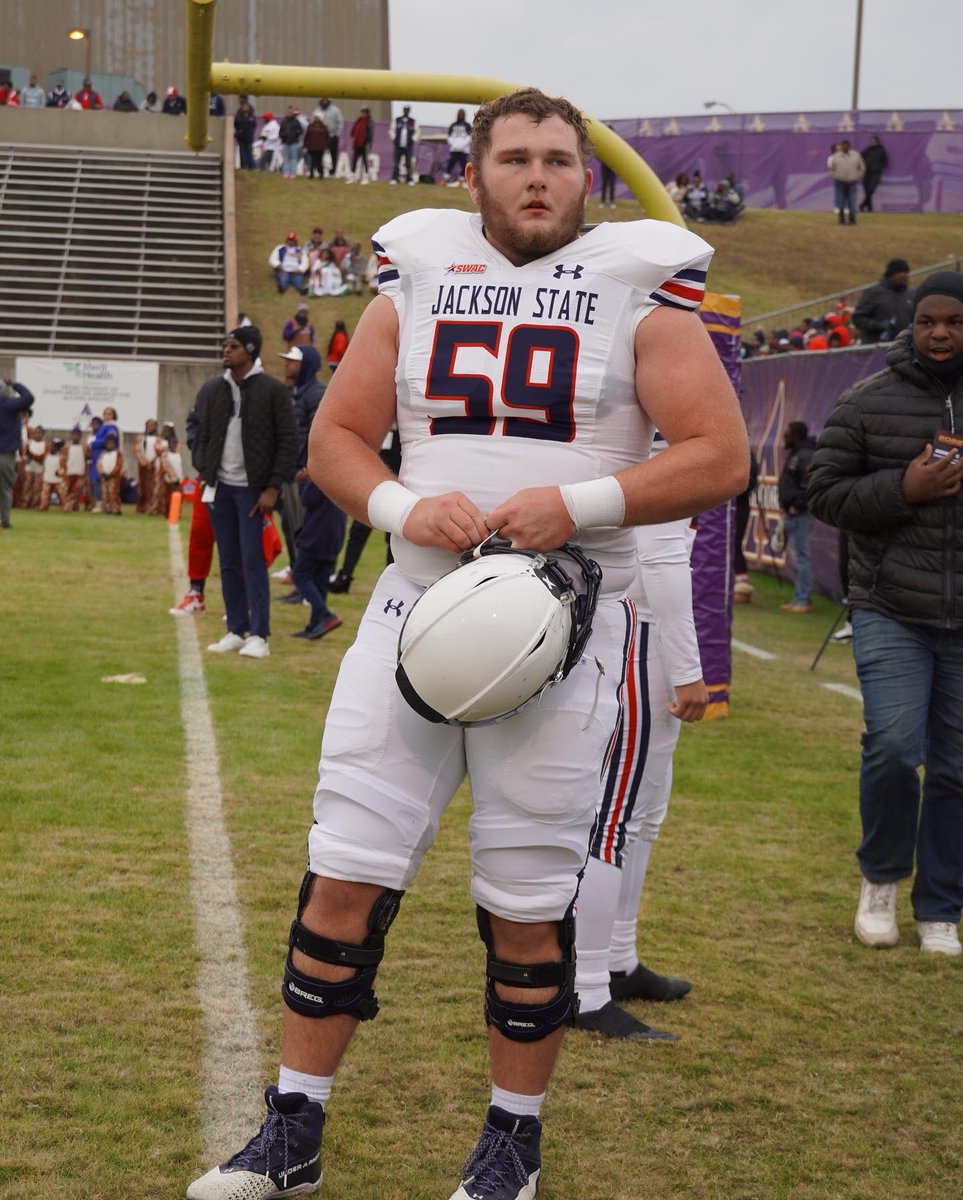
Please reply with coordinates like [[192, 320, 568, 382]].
[[3, 512, 960, 1198]]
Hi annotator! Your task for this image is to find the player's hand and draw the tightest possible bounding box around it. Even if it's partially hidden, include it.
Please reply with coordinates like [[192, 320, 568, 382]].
[[486, 487, 576, 552], [669, 680, 709, 723], [249, 486, 279, 515], [402, 492, 490, 553], [902, 445, 963, 503]]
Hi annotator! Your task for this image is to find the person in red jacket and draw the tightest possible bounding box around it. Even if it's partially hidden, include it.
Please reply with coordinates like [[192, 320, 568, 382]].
[[326, 320, 349, 373], [72, 79, 103, 110]]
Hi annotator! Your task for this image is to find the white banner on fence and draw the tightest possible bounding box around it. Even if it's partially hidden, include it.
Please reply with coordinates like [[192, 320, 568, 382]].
[[15, 357, 159, 433]]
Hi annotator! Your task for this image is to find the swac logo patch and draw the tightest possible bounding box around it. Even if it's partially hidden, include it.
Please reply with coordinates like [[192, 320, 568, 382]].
[[384, 598, 406, 616], [445, 262, 488, 274], [553, 263, 584, 279]]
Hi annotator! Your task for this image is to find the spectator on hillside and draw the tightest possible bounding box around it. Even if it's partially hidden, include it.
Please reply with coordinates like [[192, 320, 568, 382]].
[[826, 311, 854, 348], [303, 116, 330, 179], [47, 81, 71, 108], [342, 243, 368, 293], [444, 108, 472, 186], [0, 378, 33, 529], [859, 135, 889, 213], [113, 91, 139, 113], [329, 228, 350, 266], [390, 105, 419, 184], [347, 107, 373, 184], [828, 140, 864, 225], [19, 74, 46, 108], [270, 231, 309, 295], [683, 171, 708, 221], [73, 79, 103, 110], [854, 258, 914, 344], [308, 248, 350, 297], [327, 320, 350, 373], [806, 320, 831, 351], [282, 302, 315, 348], [707, 179, 743, 222], [162, 86, 186, 116], [209, 92, 226, 117], [725, 171, 746, 205], [279, 105, 304, 179], [234, 99, 257, 169], [665, 172, 690, 211], [140, 90, 162, 113], [258, 112, 281, 171], [312, 98, 344, 177]]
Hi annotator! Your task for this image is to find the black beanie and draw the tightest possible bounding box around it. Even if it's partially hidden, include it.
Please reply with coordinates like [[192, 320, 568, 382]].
[[884, 258, 910, 277], [227, 324, 262, 360], [913, 271, 963, 314]]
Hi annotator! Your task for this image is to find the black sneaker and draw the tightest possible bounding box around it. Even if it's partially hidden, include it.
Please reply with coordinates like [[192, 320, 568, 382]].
[[450, 1105, 542, 1200], [575, 999, 677, 1041], [187, 1087, 324, 1199], [327, 571, 352, 594], [609, 961, 692, 1002], [280, 589, 305, 605]]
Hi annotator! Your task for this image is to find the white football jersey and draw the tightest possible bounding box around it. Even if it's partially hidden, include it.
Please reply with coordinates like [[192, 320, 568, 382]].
[[373, 209, 713, 592]]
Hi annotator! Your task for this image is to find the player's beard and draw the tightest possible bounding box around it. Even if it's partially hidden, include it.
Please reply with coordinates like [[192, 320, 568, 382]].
[[474, 174, 586, 263]]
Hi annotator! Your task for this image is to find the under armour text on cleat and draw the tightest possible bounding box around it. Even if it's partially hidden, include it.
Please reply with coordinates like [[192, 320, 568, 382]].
[[609, 961, 692, 1002], [450, 1105, 541, 1200], [575, 999, 678, 1041], [186, 1087, 324, 1199]]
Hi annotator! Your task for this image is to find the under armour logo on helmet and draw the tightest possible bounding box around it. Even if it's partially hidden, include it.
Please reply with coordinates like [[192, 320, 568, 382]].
[[384, 598, 405, 616], [553, 263, 584, 279]]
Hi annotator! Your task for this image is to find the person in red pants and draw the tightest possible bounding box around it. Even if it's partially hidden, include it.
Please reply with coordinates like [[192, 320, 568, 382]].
[[170, 380, 219, 615]]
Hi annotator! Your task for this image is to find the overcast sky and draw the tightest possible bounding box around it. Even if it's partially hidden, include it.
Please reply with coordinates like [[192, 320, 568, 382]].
[[388, 0, 963, 125]]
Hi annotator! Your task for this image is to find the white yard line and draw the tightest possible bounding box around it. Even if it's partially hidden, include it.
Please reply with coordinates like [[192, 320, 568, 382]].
[[820, 681, 863, 702], [731, 638, 778, 661], [169, 523, 264, 1161]]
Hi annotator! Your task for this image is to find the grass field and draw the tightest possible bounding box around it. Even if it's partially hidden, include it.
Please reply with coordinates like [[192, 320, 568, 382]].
[[236, 171, 962, 365], [2, 509, 960, 1200]]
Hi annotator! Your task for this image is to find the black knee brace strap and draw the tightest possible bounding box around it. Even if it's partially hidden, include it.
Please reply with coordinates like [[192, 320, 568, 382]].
[[282, 872, 404, 1022], [476, 906, 579, 1043]]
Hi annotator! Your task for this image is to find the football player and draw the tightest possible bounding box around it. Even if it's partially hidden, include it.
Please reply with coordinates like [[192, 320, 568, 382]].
[[188, 88, 748, 1200]]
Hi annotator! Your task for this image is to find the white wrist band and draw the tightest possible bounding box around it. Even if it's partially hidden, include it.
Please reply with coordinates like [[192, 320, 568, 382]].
[[559, 476, 626, 531], [367, 479, 420, 536]]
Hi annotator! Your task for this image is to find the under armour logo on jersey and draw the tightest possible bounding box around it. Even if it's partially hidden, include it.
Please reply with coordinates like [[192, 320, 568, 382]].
[[384, 598, 406, 616], [553, 263, 584, 279]]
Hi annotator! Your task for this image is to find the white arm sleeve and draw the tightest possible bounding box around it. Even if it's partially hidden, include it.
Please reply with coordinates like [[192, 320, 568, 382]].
[[635, 520, 703, 687]]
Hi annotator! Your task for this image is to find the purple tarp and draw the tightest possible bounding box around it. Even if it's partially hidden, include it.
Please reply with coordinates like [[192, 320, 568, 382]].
[[740, 345, 890, 600], [358, 109, 963, 213]]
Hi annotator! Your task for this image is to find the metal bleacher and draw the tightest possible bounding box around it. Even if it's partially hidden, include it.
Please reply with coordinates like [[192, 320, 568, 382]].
[[0, 143, 225, 363]]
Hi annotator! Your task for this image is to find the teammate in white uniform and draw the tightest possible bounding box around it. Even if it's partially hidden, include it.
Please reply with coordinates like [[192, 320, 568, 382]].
[[188, 88, 748, 1200], [575, 492, 707, 1042]]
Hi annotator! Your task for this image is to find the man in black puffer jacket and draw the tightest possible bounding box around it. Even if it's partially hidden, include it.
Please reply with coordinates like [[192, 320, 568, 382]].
[[808, 271, 963, 958], [198, 325, 298, 660]]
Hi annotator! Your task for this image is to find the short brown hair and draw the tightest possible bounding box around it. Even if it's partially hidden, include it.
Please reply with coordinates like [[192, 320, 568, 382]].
[[471, 88, 592, 167]]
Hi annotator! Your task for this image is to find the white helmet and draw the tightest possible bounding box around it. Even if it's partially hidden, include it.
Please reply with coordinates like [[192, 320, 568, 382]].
[[396, 541, 601, 726]]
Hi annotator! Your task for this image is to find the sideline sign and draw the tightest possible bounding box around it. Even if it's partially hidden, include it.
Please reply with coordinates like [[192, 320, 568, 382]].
[[15, 357, 159, 432]]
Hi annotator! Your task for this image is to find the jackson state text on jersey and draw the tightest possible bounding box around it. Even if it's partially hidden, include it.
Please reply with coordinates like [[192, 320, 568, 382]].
[[373, 209, 713, 592]]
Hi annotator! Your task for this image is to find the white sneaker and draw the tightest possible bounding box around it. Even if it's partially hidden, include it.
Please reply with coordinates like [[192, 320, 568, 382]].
[[207, 632, 248, 654], [360, 176, 370, 185], [854, 878, 899, 947], [917, 921, 962, 956], [239, 635, 270, 659], [271, 565, 293, 582], [831, 621, 854, 643]]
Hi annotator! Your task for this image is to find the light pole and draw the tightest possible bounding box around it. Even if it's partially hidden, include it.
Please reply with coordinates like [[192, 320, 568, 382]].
[[705, 100, 746, 188], [68, 28, 92, 82]]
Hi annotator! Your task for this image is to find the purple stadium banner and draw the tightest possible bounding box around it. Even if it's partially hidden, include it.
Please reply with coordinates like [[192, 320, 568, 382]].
[[740, 345, 889, 601], [361, 109, 963, 213]]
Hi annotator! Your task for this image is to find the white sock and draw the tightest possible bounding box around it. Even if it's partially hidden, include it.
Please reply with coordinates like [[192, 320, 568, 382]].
[[574, 855, 623, 1012], [608, 839, 654, 973], [491, 1084, 546, 1118], [278, 1064, 335, 1108]]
